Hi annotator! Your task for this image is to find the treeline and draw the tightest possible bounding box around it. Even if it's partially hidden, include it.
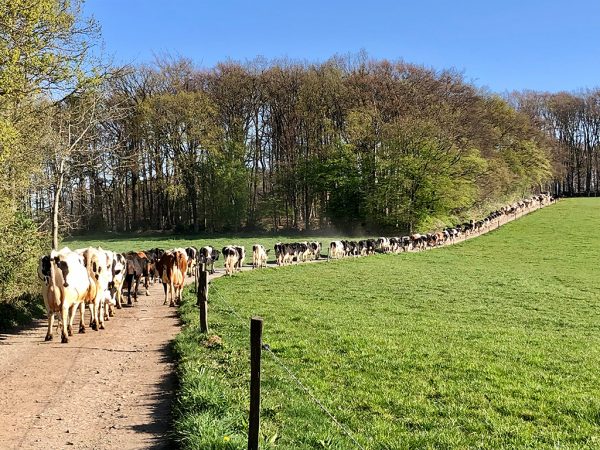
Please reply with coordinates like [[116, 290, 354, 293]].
[[0, 0, 563, 305], [31, 56, 552, 236], [512, 90, 600, 195]]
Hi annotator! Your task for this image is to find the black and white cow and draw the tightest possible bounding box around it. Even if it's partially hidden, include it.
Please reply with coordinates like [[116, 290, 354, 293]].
[[222, 245, 245, 275], [185, 246, 198, 277], [252, 244, 269, 269], [199, 246, 220, 274], [328, 241, 345, 259], [308, 241, 322, 260]]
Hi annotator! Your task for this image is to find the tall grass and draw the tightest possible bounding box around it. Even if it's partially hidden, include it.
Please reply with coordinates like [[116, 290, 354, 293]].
[[172, 199, 600, 449]]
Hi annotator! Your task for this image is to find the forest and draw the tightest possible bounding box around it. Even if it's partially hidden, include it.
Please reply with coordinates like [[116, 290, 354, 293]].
[[30, 59, 554, 236], [1, 1, 598, 303]]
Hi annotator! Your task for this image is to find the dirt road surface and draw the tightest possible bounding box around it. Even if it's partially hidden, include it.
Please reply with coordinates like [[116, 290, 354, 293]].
[[0, 275, 199, 450]]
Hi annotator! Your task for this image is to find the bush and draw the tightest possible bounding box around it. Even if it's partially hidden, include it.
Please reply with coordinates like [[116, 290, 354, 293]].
[[0, 211, 48, 328]]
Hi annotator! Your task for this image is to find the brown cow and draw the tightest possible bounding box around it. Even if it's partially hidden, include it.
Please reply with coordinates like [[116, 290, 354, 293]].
[[156, 249, 187, 307], [124, 251, 150, 306]]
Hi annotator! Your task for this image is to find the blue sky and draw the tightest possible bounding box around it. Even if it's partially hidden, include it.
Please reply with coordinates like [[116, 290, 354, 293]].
[[84, 0, 599, 93]]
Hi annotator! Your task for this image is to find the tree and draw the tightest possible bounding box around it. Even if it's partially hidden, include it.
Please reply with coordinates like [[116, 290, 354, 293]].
[[0, 0, 103, 302]]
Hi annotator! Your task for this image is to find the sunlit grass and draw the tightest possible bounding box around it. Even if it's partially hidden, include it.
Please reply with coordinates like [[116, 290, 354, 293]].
[[85, 199, 600, 449]]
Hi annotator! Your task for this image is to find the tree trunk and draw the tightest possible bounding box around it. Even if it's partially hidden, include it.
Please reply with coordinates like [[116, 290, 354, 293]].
[[52, 159, 65, 250]]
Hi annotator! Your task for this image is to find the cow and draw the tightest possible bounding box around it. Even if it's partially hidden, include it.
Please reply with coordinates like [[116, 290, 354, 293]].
[[401, 236, 411, 251], [274, 242, 284, 266], [234, 246, 245, 271], [389, 237, 401, 253], [308, 241, 322, 260], [107, 251, 126, 311], [76, 247, 110, 332], [222, 245, 245, 275], [199, 246, 220, 274], [377, 237, 391, 253], [102, 250, 119, 319], [275, 242, 303, 265], [156, 249, 187, 307], [124, 251, 150, 306], [38, 247, 93, 343], [410, 234, 426, 251], [343, 240, 359, 257], [328, 241, 345, 259], [252, 244, 269, 269], [145, 248, 164, 284], [365, 239, 377, 255], [185, 246, 198, 277]]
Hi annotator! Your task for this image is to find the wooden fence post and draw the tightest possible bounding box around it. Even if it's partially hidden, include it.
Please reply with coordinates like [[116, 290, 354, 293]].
[[197, 263, 208, 333], [248, 317, 263, 450], [194, 258, 198, 293]]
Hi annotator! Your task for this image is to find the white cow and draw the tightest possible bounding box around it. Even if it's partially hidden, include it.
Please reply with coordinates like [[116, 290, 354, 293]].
[[38, 247, 92, 343], [252, 244, 269, 269]]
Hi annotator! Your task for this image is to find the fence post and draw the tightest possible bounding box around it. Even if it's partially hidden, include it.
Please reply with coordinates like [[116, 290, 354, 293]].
[[248, 317, 263, 450], [194, 258, 199, 293], [197, 263, 208, 333]]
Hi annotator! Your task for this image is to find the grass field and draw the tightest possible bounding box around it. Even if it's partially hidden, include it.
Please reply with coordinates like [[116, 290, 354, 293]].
[[171, 198, 600, 449]]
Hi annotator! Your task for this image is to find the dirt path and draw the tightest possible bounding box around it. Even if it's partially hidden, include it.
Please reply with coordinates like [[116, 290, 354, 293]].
[[0, 275, 197, 450]]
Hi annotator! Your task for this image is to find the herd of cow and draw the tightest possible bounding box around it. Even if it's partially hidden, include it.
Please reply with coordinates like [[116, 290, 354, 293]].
[[329, 194, 555, 257], [36, 245, 220, 343], [37, 193, 555, 344]]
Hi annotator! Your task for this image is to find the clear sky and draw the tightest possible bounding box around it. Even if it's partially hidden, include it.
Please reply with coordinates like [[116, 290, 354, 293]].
[[83, 0, 599, 93]]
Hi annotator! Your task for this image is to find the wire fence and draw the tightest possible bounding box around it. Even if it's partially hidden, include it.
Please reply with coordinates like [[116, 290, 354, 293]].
[[208, 283, 367, 450], [193, 200, 554, 449]]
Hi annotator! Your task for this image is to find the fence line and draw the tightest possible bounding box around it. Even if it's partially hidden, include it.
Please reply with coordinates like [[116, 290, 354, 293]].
[[208, 284, 366, 450], [200, 199, 553, 449]]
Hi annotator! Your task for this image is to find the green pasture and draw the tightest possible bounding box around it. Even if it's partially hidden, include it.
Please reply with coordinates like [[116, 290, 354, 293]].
[[171, 198, 600, 449]]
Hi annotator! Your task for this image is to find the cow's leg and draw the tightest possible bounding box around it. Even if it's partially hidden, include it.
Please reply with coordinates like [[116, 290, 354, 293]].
[[126, 276, 133, 306], [104, 299, 110, 321], [115, 285, 122, 309], [90, 301, 98, 331], [45, 310, 55, 341], [67, 303, 76, 336], [79, 303, 86, 333], [144, 275, 149, 296], [97, 295, 105, 330], [61, 303, 70, 344], [162, 283, 168, 305], [134, 277, 140, 303], [169, 280, 175, 307]]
